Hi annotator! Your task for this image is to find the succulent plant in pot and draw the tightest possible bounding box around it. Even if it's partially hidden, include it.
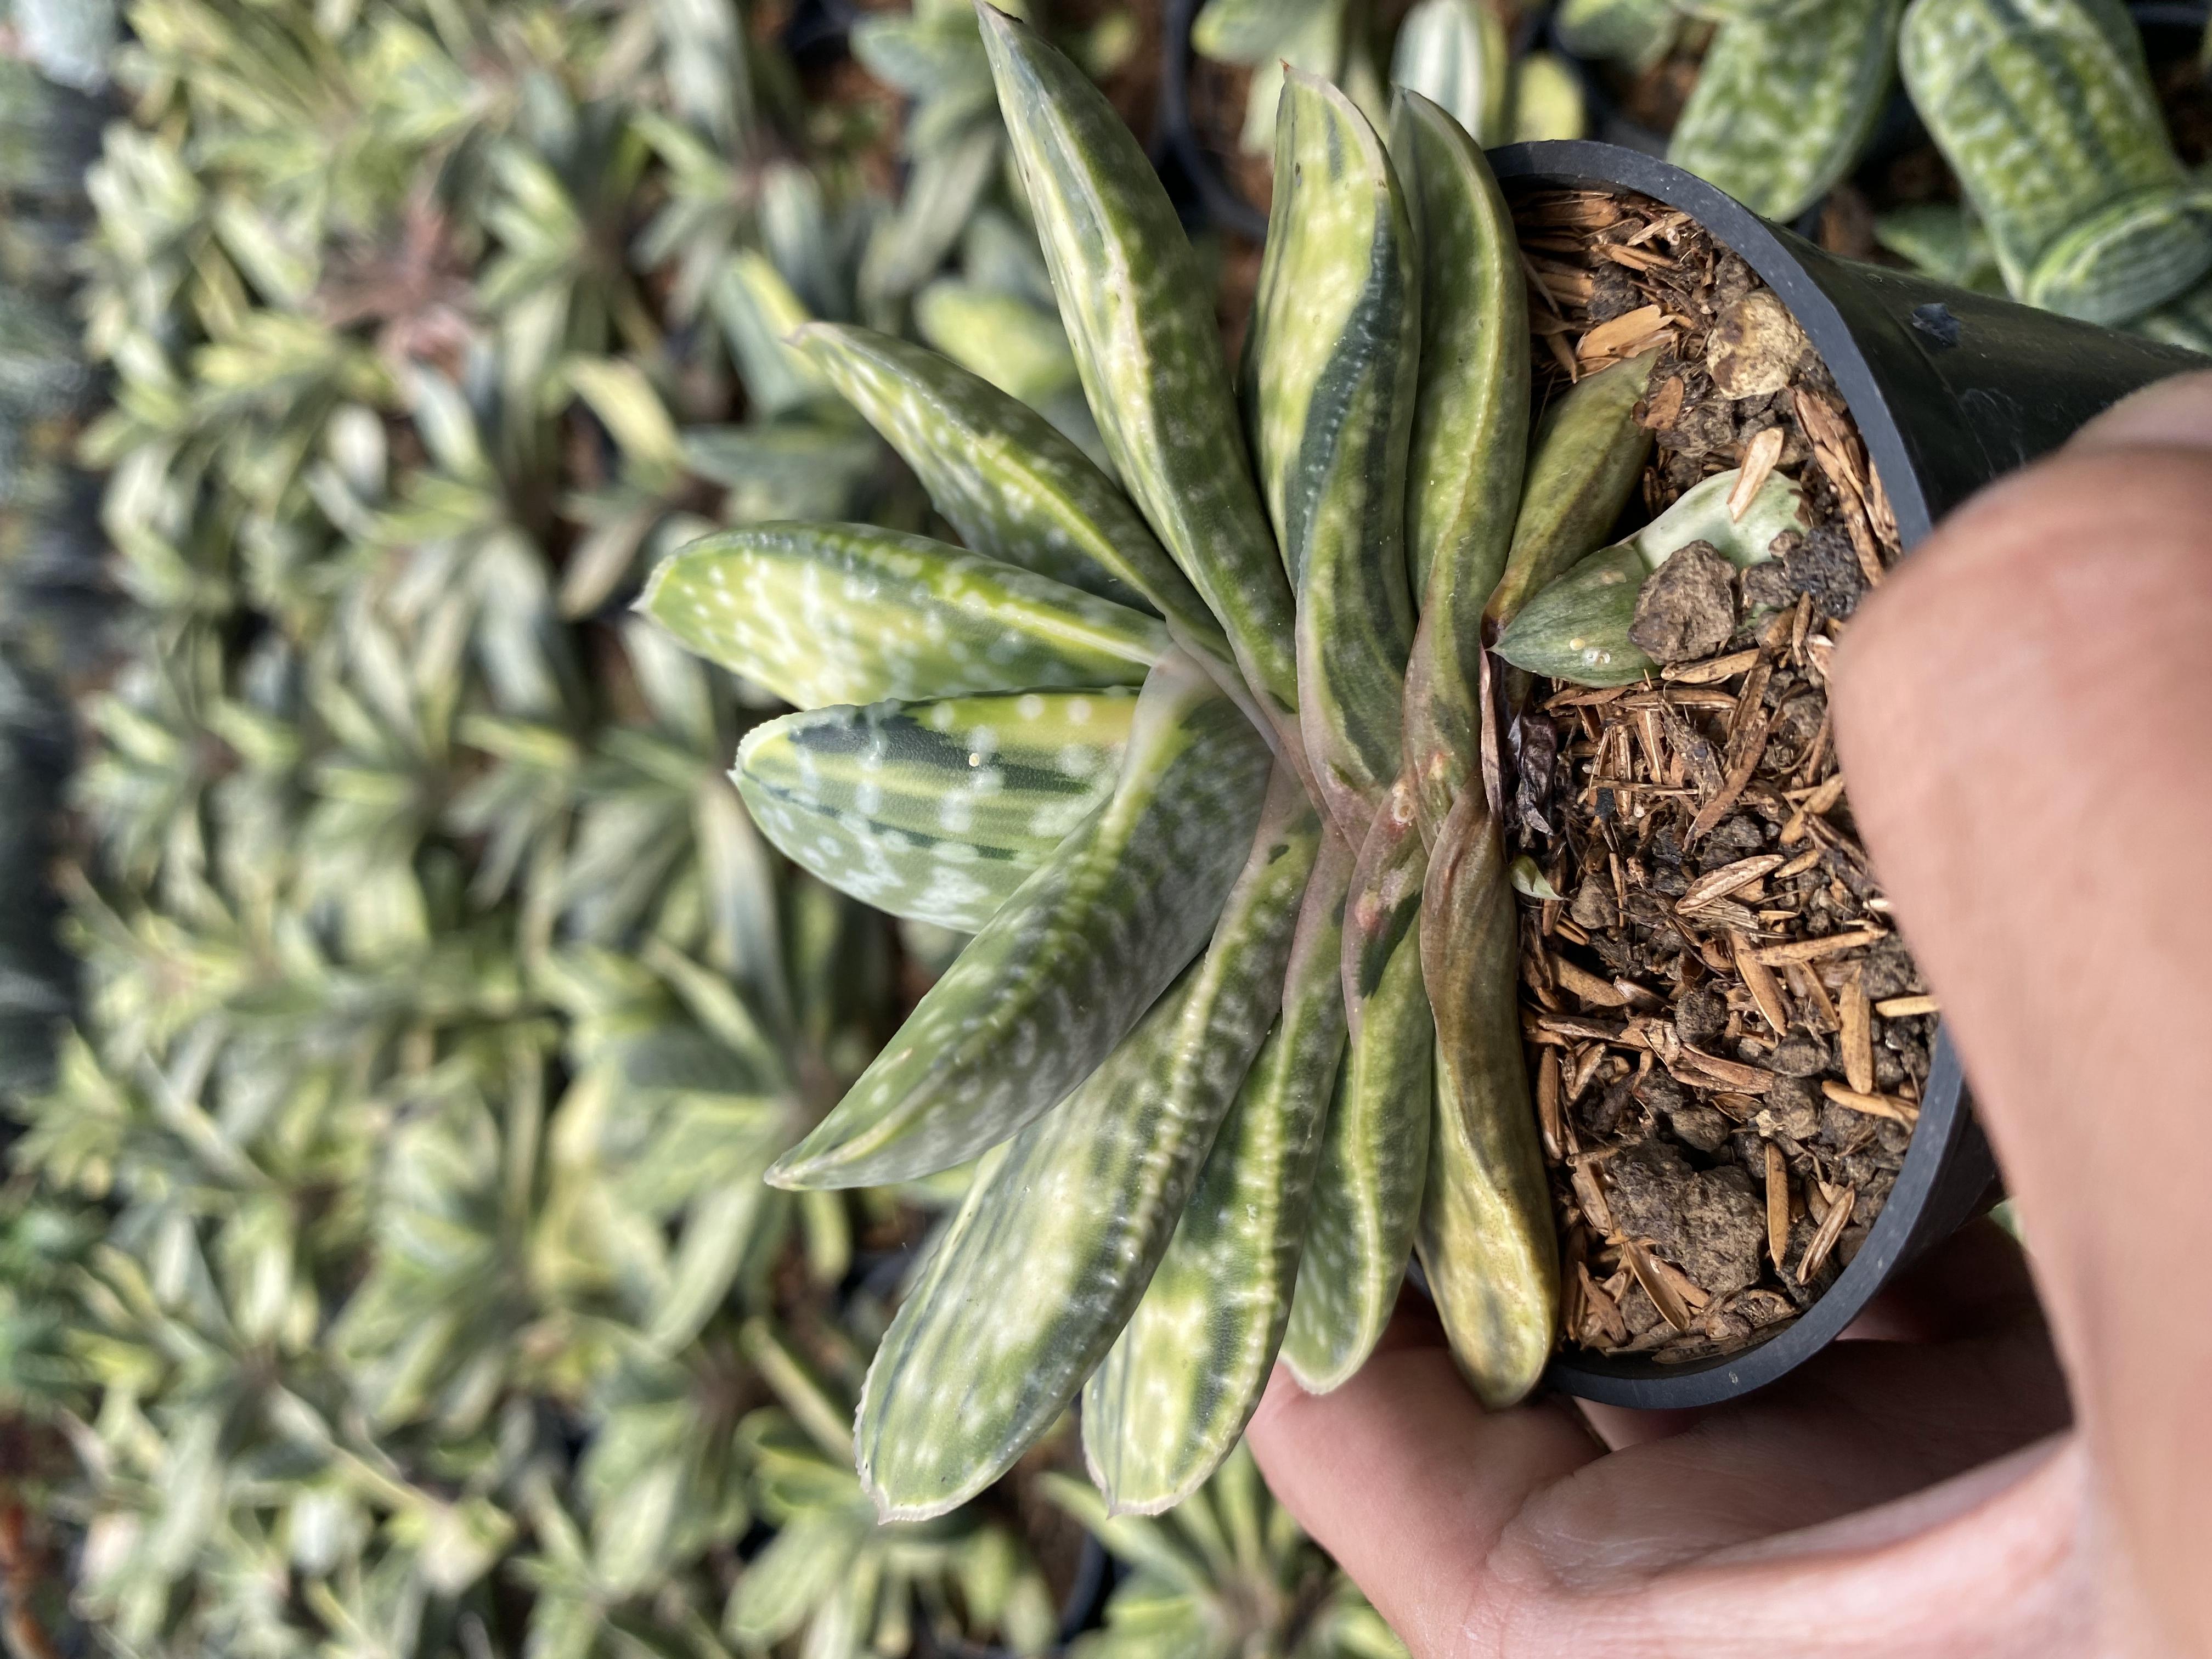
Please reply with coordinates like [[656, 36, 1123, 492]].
[[641, 4, 2201, 1509], [644, 3, 1570, 1521]]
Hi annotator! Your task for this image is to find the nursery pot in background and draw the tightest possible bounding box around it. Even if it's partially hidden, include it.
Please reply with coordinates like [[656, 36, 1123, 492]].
[[1494, 140, 2203, 1408]]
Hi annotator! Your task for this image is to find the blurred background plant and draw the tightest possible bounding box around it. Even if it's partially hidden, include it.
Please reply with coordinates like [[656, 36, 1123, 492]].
[[0, 0, 1415, 1652], [1175, 0, 2212, 349]]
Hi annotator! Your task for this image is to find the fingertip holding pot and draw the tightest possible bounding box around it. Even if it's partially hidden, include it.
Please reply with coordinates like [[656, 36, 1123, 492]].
[[1491, 141, 2198, 1409]]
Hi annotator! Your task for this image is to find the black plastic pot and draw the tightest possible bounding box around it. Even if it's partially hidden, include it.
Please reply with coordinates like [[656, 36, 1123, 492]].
[[1493, 140, 2202, 1408], [1156, 0, 1271, 242]]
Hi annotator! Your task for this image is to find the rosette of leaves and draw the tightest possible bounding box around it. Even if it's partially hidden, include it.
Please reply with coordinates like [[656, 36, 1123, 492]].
[[641, 8, 1658, 1525], [6, 1, 1091, 1653], [1046, 1446, 1404, 1659]]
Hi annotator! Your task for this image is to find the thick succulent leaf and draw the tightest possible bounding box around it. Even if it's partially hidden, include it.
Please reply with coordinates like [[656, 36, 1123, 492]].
[[1391, 92, 1529, 839], [637, 522, 1170, 710], [2137, 270, 2212, 352], [1901, 0, 2212, 320], [1281, 791, 1434, 1391], [735, 689, 1138, 931], [1669, 0, 1902, 222], [1283, 913, 1432, 1393], [1389, 0, 1512, 147], [766, 654, 1272, 1188], [792, 324, 1220, 651], [1514, 53, 1589, 143], [912, 279, 1078, 403], [978, 4, 1302, 737], [1483, 357, 1656, 631], [1193, 0, 1334, 62], [1620, 464, 1805, 571], [1494, 465, 1805, 685], [1417, 789, 1557, 1407], [1246, 72, 1420, 837], [854, 766, 1317, 1520], [1555, 0, 1681, 69], [1489, 544, 1650, 686], [713, 252, 830, 417], [1082, 827, 1352, 1514]]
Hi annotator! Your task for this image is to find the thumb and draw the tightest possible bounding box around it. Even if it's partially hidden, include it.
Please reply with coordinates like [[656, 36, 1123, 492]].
[[1830, 366, 2212, 1659]]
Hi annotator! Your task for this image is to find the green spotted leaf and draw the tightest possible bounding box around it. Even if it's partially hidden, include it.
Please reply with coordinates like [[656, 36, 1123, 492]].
[[1669, 0, 1902, 222], [1484, 357, 1655, 631], [1901, 0, 2212, 321], [735, 689, 1139, 931], [1247, 71, 1420, 836], [1082, 827, 1351, 1514], [1417, 789, 1556, 1408], [766, 654, 1273, 1189], [791, 324, 1221, 653], [1281, 790, 1434, 1392], [637, 522, 1170, 710], [1391, 91, 1529, 839], [854, 767, 1317, 1520], [1555, 0, 1680, 69], [978, 4, 1302, 738]]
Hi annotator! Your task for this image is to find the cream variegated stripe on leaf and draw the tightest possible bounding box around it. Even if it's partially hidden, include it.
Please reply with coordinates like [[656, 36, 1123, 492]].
[[734, 688, 1138, 932], [639, 522, 1169, 710], [1246, 71, 1420, 839], [791, 323, 1224, 658], [855, 765, 1317, 1521], [1389, 0, 1513, 148], [977, 4, 1303, 745], [767, 653, 1271, 1189], [1391, 89, 1529, 841], [1082, 828, 1353, 1514]]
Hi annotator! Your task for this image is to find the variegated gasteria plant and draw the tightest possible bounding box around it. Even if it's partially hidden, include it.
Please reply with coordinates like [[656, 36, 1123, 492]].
[[642, 5, 1668, 1522]]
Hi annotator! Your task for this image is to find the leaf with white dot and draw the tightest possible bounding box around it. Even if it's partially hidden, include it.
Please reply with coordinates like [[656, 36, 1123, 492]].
[[638, 521, 1171, 712], [765, 652, 1273, 1191], [854, 763, 1318, 1521], [735, 689, 1139, 931]]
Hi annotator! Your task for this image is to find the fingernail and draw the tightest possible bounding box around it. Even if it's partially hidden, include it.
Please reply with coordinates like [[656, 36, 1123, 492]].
[[2068, 368, 2212, 454]]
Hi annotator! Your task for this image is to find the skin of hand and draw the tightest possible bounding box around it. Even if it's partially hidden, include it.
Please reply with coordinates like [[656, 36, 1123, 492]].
[[1246, 371, 2212, 1658]]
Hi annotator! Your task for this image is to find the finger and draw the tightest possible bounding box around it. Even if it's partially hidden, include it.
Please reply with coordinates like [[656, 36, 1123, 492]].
[[1582, 1218, 2045, 1453], [1833, 423, 2212, 1655], [2065, 366, 2212, 455], [1246, 1302, 1599, 1656], [1839, 1212, 2042, 1344]]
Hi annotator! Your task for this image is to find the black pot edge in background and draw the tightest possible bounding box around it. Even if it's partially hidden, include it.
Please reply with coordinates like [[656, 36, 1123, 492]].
[[1491, 140, 2200, 1409], [1156, 0, 1273, 242]]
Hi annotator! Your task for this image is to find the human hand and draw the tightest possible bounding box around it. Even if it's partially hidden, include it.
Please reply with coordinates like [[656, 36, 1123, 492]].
[[1248, 372, 2212, 1659]]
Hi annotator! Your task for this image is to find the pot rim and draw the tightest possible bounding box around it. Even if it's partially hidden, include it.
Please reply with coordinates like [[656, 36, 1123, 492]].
[[1490, 141, 1981, 1408]]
